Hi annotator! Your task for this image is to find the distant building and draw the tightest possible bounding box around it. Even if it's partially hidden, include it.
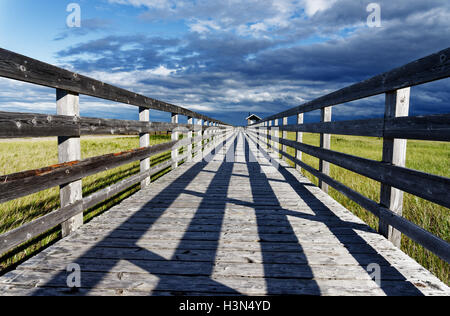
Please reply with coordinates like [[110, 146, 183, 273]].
[[246, 114, 262, 125]]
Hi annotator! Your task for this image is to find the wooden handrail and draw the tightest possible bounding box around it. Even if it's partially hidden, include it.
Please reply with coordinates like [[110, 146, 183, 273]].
[[0, 111, 227, 138], [245, 132, 450, 263], [252, 130, 450, 208], [267, 114, 450, 141], [246, 48, 450, 263]]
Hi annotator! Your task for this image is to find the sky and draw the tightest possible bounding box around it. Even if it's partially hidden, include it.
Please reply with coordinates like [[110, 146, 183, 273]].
[[0, 0, 449, 125]]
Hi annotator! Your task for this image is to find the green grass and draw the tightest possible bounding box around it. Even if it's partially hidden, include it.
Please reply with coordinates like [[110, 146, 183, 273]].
[[0, 135, 173, 273], [281, 132, 449, 284]]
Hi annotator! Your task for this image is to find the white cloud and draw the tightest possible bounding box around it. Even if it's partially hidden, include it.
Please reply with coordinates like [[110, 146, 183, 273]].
[[108, 0, 170, 9], [302, 0, 337, 16], [109, 0, 302, 38], [189, 20, 221, 34]]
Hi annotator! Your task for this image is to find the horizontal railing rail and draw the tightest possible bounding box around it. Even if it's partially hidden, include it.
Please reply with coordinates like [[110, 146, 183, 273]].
[[0, 48, 234, 257], [0, 111, 212, 138], [247, 47, 450, 264], [273, 114, 450, 141]]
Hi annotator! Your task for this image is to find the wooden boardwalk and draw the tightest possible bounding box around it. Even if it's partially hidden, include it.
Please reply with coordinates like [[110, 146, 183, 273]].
[[0, 131, 448, 296]]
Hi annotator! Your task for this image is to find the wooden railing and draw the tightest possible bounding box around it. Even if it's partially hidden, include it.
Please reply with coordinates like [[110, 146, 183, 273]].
[[0, 48, 233, 256], [246, 47, 450, 263]]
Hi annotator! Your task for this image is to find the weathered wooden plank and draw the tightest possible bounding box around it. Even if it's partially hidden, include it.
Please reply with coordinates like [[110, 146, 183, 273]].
[[254, 47, 450, 124], [383, 114, 450, 140], [57, 89, 83, 237], [0, 201, 84, 256], [171, 113, 179, 169], [54, 235, 396, 253], [14, 245, 413, 267], [282, 117, 288, 162], [268, 114, 450, 141], [295, 113, 304, 172], [319, 107, 332, 192], [0, 48, 228, 125], [3, 270, 442, 296], [139, 107, 151, 188], [0, 111, 210, 138], [274, 118, 383, 137], [379, 88, 410, 247], [13, 256, 435, 281], [186, 117, 193, 162]]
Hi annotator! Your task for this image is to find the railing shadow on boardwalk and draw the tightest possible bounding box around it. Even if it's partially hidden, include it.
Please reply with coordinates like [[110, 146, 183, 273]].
[[32, 133, 240, 295], [244, 133, 424, 296], [31, 131, 423, 296]]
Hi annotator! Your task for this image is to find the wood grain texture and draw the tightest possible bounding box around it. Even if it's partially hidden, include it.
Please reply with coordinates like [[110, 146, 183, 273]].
[[269, 114, 450, 141], [57, 89, 83, 237], [0, 111, 210, 138], [319, 107, 332, 192], [139, 107, 151, 188], [379, 88, 410, 247]]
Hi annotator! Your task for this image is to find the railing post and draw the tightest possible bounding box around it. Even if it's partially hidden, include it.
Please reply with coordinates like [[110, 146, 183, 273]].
[[204, 121, 208, 151], [187, 116, 193, 162], [197, 118, 203, 161], [274, 119, 279, 157], [319, 107, 332, 193], [208, 121, 212, 145], [258, 123, 263, 149], [139, 107, 150, 188], [171, 113, 179, 169], [295, 113, 304, 173], [379, 87, 410, 247], [282, 117, 288, 160], [264, 121, 268, 150], [57, 89, 83, 237], [268, 120, 273, 151]]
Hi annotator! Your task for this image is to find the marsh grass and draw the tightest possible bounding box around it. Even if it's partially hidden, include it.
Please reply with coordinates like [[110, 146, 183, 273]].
[[281, 132, 449, 284]]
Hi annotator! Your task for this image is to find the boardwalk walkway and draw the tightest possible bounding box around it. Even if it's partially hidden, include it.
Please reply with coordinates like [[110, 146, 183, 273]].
[[0, 131, 448, 296]]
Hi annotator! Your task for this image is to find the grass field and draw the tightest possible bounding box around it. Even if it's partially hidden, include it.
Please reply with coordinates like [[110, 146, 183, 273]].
[[0, 132, 448, 285], [281, 132, 449, 284]]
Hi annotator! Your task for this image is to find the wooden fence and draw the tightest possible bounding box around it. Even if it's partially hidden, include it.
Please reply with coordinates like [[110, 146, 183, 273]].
[[0, 48, 233, 256], [247, 47, 450, 263]]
